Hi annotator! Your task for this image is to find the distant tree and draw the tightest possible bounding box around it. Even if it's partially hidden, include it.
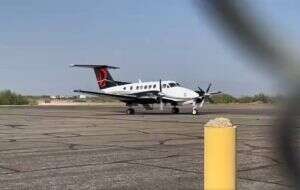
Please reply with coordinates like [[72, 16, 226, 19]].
[[238, 96, 254, 103], [210, 93, 280, 104], [253, 93, 271, 103], [0, 90, 29, 105], [237, 93, 277, 104], [211, 94, 237, 104]]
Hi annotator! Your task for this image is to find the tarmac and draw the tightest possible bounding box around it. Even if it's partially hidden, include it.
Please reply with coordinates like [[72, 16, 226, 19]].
[[0, 104, 293, 190]]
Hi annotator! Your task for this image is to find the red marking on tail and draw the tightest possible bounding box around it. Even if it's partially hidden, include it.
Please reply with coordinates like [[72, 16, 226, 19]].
[[97, 68, 108, 88]]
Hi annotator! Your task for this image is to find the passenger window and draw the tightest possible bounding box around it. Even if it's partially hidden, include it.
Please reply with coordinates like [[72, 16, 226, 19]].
[[169, 83, 176, 88], [123, 87, 126, 90], [144, 85, 147, 89], [136, 86, 139, 90], [163, 84, 167, 88], [140, 86, 143, 90], [130, 86, 133, 90], [153, 84, 156, 89], [149, 85, 152, 89]]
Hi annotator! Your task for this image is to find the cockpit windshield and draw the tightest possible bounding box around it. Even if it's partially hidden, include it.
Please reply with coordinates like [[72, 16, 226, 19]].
[[169, 83, 179, 87]]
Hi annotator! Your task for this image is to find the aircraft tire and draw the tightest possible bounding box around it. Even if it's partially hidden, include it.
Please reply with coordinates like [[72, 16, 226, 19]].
[[192, 109, 198, 115], [126, 108, 135, 115], [172, 107, 180, 114]]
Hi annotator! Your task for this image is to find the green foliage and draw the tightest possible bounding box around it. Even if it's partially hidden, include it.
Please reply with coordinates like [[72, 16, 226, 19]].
[[252, 93, 272, 103], [211, 94, 237, 104], [211, 93, 280, 104], [0, 90, 29, 105], [238, 93, 275, 104], [87, 96, 116, 102], [238, 96, 254, 103], [0, 90, 280, 105]]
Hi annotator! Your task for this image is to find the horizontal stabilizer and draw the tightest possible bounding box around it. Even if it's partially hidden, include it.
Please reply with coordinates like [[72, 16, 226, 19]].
[[70, 64, 119, 69]]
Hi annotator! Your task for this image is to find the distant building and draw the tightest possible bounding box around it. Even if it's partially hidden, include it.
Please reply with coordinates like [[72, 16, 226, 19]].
[[79, 95, 87, 99], [50, 95, 57, 99]]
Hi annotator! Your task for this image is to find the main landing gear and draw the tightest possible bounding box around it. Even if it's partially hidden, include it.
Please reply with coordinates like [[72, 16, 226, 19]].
[[171, 107, 180, 114], [126, 108, 135, 115]]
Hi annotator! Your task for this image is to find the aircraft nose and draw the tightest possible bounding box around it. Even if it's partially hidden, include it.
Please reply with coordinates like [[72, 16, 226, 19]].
[[183, 89, 198, 98], [190, 91, 199, 98]]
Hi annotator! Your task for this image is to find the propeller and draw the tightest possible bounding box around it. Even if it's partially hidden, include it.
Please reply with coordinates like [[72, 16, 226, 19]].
[[195, 87, 205, 96], [206, 83, 212, 93], [195, 83, 221, 107]]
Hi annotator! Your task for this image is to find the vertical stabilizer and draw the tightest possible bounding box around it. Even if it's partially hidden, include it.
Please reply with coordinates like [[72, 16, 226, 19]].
[[71, 65, 119, 89]]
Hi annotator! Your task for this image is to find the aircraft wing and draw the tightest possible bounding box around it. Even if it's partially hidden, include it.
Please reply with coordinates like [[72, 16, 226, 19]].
[[74, 90, 139, 101], [74, 90, 160, 103], [161, 97, 181, 104], [129, 90, 160, 97]]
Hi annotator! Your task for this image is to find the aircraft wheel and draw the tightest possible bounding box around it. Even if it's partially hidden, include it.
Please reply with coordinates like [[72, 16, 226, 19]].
[[172, 107, 179, 114], [192, 109, 198, 115], [126, 108, 135, 115]]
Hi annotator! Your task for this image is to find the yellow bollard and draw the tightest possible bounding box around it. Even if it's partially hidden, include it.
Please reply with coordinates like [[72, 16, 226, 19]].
[[204, 118, 236, 190]]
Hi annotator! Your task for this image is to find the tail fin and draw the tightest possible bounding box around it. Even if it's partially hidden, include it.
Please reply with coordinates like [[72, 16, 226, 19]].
[[71, 65, 119, 89]]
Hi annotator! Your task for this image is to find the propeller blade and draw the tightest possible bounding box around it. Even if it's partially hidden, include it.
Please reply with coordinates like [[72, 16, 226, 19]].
[[206, 83, 212, 93], [210, 91, 222, 95], [196, 87, 205, 96], [200, 99, 205, 108], [198, 87, 204, 93]]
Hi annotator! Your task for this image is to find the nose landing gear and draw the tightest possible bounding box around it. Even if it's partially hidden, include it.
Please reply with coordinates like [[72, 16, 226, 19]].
[[192, 108, 199, 115]]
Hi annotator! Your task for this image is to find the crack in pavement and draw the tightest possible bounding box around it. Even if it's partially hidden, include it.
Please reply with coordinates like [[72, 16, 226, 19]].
[[0, 113, 204, 125], [126, 162, 199, 175], [0, 165, 21, 173], [238, 152, 282, 173], [43, 132, 82, 138], [0, 154, 198, 176], [243, 142, 273, 151], [238, 163, 278, 172], [0, 140, 165, 155], [0, 124, 27, 129], [239, 177, 293, 188]]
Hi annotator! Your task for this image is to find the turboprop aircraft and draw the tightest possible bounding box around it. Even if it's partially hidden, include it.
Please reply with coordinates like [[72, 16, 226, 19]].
[[71, 65, 221, 115]]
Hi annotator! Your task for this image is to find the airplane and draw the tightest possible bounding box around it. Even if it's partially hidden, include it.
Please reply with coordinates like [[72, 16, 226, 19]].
[[71, 65, 222, 115]]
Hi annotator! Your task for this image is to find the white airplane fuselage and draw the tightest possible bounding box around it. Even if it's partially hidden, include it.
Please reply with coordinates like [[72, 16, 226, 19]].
[[72, 65, 221, 115], [103, 80, 199, 103]]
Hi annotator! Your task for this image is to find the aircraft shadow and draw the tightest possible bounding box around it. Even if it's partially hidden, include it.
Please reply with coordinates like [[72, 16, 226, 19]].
[[115, 111, 224, 116]]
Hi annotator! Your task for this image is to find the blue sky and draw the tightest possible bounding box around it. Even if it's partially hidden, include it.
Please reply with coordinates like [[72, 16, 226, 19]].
[[0, 0, 299, 96]]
